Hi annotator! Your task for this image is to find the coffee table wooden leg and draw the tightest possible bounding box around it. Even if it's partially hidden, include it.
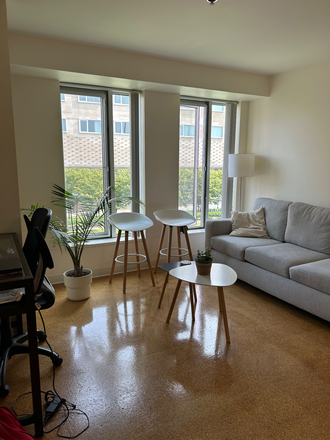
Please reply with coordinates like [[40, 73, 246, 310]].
[[192, 284, 197, 305], [158, 272, 169, 308], [218, 286, 230, 343], [166, 279, 182, 323], [189, 283, 195, 321]]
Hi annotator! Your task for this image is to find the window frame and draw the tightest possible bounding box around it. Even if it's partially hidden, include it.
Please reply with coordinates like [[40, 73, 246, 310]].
[[179, 98, 236, 228], [79, 119, 102, 134], [60, 86, 140, 240]]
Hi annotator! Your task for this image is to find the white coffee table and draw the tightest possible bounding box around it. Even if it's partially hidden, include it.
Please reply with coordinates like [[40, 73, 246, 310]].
[[166, 263, 237, 343]]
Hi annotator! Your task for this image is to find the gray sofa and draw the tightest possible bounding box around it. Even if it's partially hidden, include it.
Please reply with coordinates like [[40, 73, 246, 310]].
[[205, 197, 330, 322]]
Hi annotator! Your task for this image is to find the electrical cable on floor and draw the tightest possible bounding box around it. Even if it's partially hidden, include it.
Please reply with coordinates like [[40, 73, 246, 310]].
[[12, 308, 90, 438]]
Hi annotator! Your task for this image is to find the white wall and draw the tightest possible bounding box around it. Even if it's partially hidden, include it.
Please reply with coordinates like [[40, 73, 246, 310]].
[[245, 58, 330, 210], [11, 77, 205, 282]]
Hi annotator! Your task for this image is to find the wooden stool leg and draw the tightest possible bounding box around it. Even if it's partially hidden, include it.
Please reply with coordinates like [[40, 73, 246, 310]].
[[189, 283, 195, 322], [177, 227, 182, 261], [109, 229, 121, 283], [167, 226, 173, 263], [123, 231, 129, 294], [133, 231, 140, 277], [140, 230, 155, 287], [218, 288, 222, 313], [154, 224, 166, 273], [183, 226, 193, 260], [166, 279, 182, 323], [218, 286, 230, 343], [158, 272, 170, 308]]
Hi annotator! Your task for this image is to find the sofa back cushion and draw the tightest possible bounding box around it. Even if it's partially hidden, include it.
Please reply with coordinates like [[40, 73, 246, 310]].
[[252, 197, 292, 242], [285, 202, 330, 255]]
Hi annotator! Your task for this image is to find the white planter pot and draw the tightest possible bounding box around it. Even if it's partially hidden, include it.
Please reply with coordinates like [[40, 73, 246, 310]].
[[63, 269, 92, 301]]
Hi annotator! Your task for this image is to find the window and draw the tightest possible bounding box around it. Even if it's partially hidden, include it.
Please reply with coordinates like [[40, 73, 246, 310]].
[[178, 100, 236, 228], [213, 105, 224, 112], [180, 124, 195, 137], [60, 88, 140, 238], [78, 95, 101, 103], [114, 94, 129, 105], [114, 121, 130, 134], [211, 126, 223, 138], [79, 119, 102, 133], [60, 94, 66, 101]]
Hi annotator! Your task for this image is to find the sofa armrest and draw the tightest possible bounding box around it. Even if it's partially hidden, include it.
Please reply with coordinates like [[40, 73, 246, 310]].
[[205, 218, 232, 248]]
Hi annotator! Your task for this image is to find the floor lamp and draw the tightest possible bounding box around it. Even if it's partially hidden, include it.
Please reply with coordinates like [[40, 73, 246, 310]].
[[228, 154, 255, 211]]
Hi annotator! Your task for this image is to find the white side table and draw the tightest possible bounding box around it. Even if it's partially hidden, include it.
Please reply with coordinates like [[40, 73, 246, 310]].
[[167, 263, 237, 343]]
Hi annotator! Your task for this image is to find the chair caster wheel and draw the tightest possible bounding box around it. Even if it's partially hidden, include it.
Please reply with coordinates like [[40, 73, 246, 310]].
[[52, 356, 63, 367], [37, 331, 47, 342], [0, 385, 10, 397]]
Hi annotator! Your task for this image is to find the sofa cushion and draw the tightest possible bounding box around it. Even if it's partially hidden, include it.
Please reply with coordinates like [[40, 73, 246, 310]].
[[245, 243, 330, 278], [289, 259, 330, 295], [211, 235, 280, 261], [230, 207, 269, 238], [285, 202, 330, 255], [252, 197, 292, 242]]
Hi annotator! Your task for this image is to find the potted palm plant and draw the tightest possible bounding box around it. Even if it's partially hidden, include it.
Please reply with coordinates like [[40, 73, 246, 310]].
[[50, 184, 140, 301], [195, 248, 213, 275]]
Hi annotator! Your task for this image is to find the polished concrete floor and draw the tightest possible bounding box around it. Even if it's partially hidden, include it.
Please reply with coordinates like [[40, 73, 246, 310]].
[[2, 269, 330, 439]]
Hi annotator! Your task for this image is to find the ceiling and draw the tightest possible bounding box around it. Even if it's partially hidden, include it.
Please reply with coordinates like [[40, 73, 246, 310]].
[[6, 0, 330, 76]]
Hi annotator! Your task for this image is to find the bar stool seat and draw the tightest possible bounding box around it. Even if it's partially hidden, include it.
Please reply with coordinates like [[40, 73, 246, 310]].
[[153, 209, 195, 272], [108, 212, 155, 294], [153, 209, 196, 305]]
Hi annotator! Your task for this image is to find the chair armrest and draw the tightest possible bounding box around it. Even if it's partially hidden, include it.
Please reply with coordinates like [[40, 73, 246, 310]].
[[205, 219, 232, 248]]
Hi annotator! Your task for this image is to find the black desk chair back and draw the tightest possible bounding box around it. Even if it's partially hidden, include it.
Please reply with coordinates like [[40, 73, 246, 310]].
[[15, 208, 54, 338], [22, 208, 51, 276], [0, 227, 63, 397]]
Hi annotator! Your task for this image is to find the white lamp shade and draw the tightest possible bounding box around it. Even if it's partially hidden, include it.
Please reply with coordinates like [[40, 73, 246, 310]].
[[228, 154, 255, 178]]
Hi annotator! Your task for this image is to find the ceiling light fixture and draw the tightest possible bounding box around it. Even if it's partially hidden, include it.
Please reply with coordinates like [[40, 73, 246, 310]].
[[207, 0, 218, 4]]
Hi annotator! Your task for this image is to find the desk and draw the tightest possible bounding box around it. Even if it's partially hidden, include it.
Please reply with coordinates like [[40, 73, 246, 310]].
[[0, 233, 43, 437], [166, 263, 237, 343]]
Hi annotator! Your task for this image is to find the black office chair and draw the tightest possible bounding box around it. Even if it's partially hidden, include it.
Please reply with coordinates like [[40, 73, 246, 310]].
[[20, 208, 53, 341], [0, 227, 63, 397]]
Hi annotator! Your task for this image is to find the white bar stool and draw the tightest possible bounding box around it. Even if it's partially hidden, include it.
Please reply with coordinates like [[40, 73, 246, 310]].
[[108, 212, 155, 294], [153, 209, 196, 272]]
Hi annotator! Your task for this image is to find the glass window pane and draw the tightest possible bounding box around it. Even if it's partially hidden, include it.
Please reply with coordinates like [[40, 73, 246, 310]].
[[60, 92, 105, 235], [122, 95, 129, 105], [123, 122, 130, 134], [211, 126, 223, 138], [179, 105, 204, 228], [88, 96, 101, 103], [213, 105, 224, 111], [184, 125, 195, 137], [94, 120, 101, 133], [208, 105, 226, 220], [80, 120, 87, 132], [115, 122, 121, 133], [78, 95, 87, 102], [62, 118, 67, 132], [113, 95, 131, 211]]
